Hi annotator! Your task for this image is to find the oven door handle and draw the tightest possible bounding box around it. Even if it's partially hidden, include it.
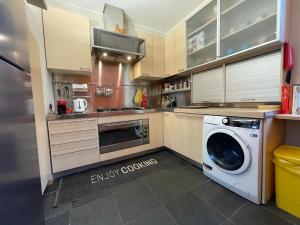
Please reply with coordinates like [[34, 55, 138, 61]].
[[99, 121, 142, 131]]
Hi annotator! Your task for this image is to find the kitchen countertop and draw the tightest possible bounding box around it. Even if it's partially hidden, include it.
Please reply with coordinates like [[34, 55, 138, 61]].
[[47, 109, 159, 121], [174, 107, 279, 119], [47, 107, 279, 121]]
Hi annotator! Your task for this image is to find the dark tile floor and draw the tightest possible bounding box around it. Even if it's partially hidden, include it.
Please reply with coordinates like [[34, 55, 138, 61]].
[[43, 150, 300, 225]]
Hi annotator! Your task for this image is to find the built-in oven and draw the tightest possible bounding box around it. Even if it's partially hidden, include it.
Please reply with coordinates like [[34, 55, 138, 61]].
[[98, 119, 149, 154]]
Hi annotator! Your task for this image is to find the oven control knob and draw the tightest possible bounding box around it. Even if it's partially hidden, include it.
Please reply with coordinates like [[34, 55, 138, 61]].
[[222, 118, 229, 124]]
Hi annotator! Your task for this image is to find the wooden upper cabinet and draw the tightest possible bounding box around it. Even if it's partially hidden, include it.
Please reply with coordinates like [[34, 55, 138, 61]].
[[174, 22, 187, 73], [132, 32, 165, 79], [43, 7, 92, 75], [165, 32, 175, 76], [152, 35, 165, 76], [132, 32, 152, 79]]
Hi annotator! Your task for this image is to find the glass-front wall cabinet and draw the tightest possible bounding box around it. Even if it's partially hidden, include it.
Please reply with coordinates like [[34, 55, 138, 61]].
[[187, 0, 284, 68], [186, 0, 217, 68], [220, 0, 278, 57]]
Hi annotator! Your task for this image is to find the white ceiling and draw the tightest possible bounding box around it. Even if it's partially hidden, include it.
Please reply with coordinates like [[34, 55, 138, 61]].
[[50, 0, 207, 33]]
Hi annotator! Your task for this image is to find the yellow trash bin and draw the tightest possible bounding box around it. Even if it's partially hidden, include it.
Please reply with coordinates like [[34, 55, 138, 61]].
[[273, 145, 300, 218]]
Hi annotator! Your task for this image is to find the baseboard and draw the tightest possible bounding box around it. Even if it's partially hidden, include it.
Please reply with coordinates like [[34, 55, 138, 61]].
[[165, 148, 203, 170], [52, 147, 164, 179]]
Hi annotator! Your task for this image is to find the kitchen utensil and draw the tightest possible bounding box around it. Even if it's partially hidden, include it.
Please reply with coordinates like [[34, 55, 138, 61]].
[[73, 98, 88, 113], [134, 88, 143, 106], [65, 84, 69, 98], [57, 99, 67, 115], [281, 42, 294, 114], [197, 31, 205, 49], [281, 85, 289, 114], [284, 42, 294, 84]]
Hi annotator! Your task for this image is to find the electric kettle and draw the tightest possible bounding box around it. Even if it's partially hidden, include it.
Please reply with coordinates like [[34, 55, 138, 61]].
[[73, 98, 87, 113]]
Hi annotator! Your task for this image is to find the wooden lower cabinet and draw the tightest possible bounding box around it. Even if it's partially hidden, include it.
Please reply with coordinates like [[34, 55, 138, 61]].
[[163, 112, 175, 150], [48, 118, 100, 173], [174, 113, 203, 164], [149, 113, 164, 148]]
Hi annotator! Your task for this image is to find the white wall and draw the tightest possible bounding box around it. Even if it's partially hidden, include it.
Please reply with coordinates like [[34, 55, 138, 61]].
[[47, 0, 166, 37], [25, 2, 53, 192], [284, 0, 300, 147], [48, 0, 104, 27], [26, 4, 55, 112]]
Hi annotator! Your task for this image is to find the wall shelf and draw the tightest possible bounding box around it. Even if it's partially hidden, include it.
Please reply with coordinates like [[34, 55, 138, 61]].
[[221, 0, 246, 15], [187, 18, 217, 38], [222, 13, 277, 40], [188, 41, 216, 56], [162, 88, 191, 94]]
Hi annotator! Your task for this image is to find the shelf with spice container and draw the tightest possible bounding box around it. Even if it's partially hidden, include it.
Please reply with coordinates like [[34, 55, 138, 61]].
[[162, 87, 191, 95]]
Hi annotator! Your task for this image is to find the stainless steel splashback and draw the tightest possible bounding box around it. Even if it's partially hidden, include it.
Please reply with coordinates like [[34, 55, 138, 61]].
[[93, 61, 150, 109], [52, 60, 151, 111]]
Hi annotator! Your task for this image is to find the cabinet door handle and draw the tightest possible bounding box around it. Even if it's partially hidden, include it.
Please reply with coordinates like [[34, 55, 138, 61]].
[[80, 67, 90, 71], [178, 69, 185, 72], [52, 146, 97, 157], [241, 98, 256, 102], [175, 113, 203, 119]]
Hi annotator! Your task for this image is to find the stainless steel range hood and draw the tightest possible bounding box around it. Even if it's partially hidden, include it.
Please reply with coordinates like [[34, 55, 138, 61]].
[[91, 27, 145, 64]]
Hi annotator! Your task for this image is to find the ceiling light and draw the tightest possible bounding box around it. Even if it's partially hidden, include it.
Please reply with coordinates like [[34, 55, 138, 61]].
[[0, 33, 8, 42], [127, 56, 132, 61], [102, 52, 108, 57]]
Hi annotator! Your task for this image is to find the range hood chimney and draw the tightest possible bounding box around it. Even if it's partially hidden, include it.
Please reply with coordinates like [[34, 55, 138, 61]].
[[91, 4, 145, 64]]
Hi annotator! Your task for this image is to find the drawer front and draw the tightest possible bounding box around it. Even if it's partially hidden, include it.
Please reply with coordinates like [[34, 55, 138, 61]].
[[49, 129, 98, 145], [48, 118, 97, 134], [51, 138, 99, 153], [52, 147, 100, 173]]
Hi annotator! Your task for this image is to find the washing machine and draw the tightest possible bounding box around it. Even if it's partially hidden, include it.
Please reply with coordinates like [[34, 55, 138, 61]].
[[202, 115, 263, 204]]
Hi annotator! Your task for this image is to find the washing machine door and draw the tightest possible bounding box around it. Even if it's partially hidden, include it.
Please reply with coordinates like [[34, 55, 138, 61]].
[[205, 128, 251, 175]]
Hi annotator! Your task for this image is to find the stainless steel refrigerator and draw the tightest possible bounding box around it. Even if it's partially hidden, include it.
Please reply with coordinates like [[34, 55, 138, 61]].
[[0, 0, 44, 224]]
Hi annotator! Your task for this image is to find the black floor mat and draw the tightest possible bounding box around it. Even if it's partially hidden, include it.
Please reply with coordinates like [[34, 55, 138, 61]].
[[56, 150, 188, 206]]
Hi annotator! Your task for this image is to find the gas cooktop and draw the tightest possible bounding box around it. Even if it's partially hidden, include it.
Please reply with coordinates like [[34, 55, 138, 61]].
[[96, 107, 144, 113]]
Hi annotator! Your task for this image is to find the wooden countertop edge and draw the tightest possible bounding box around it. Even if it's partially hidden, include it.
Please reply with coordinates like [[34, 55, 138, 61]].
[[47, 108, 280, 121], [275, 114, 300, 121], [172, 108, 280, 119]]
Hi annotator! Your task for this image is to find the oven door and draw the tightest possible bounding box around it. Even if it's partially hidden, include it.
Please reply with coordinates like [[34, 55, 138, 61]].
[[98, 119, 149, 154]]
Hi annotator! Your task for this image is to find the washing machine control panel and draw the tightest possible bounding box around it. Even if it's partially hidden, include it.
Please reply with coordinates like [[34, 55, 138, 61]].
[[223, 117, 260, 129]]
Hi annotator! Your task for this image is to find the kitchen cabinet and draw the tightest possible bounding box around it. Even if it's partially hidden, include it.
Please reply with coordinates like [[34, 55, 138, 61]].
[[226, 51, 282, 102], [165, 32, 175, 76], [174, 22, 187, 73], [153, 36, 166, 76], [132, 32, 165, 79], [186, 0, 286, 68], [48, 118, 99, 173], [26, 0, 47, 9], [186, 0, 218, 68], [174, 113, 203, 164], [220, 0, 280, 58], [192, 67, 225, 103], [149, 113, 164, 148], [43, 7, 92, 75], [165, 22, 187, 76], [163, 112, 175, 150]]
